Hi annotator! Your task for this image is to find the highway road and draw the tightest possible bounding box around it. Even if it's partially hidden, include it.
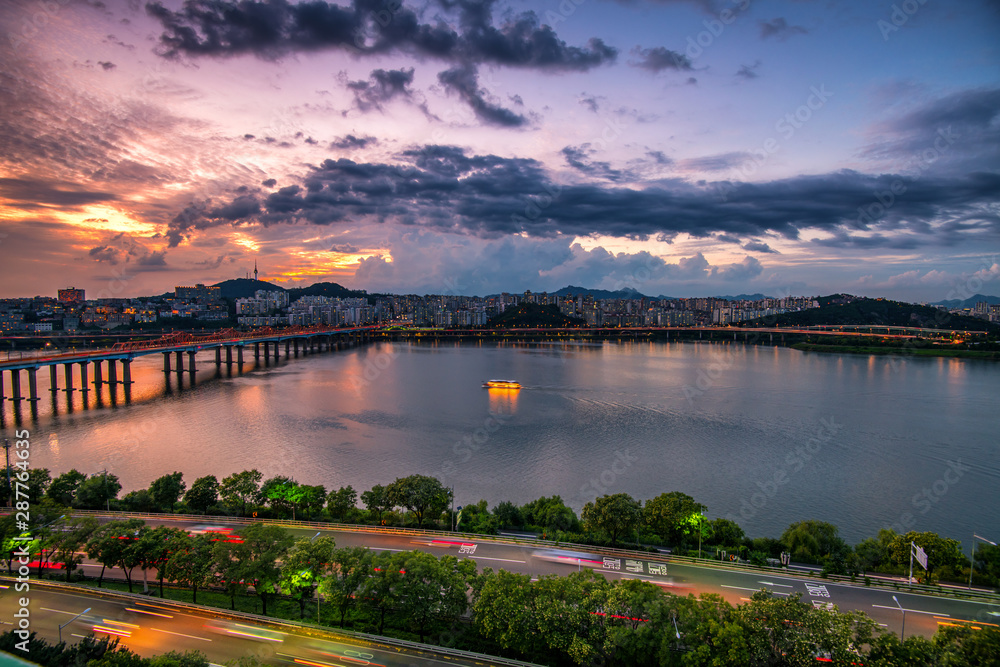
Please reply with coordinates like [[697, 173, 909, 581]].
[[0, 583, 531, 666], [27, 515, 1000, 646]]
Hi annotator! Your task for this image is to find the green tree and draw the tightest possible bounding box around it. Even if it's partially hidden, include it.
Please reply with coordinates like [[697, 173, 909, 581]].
[[520, 495, 580, 533], [86, 519, 147, 590], [212, 523, 292, 615], [46, 469, 86, 506], [327, 485, 358, 522], [854, 536, 888, 575], [781, 520, 849, 564], [184, 475, 219, 513], [148, 650, 211, 667], [642, 491, 706, 546], [121, 489, 156, 513], [359, 550, 407, 634], [492, 500, 523, 529], [261, 475, 297, 517], [279, 536, 337, 619], [1, 467, 50, 505], [456, 499, 497, 534], [386, 475, 451, 528], [165, 533, 215, 603], [49, 516, 99, 581], [136, 525, 189, 596], [361, 484, 393, 524], [395, 551, 478, 643], [149, 472, 186, 511], [295, 484, 327, 520], [886, 531, 966, 578], [708, 518, 746, 547], [75, 472, 122, 509], [582, 493, 642, 546], [472, 569, 539, 655], [219, 469, 263, 517], [318, 546, 374, 628]]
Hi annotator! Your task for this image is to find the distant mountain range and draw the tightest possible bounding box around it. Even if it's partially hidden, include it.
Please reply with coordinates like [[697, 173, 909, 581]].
[[211, 279, 366, 300], [551, 285, 772, 301], [931, 294, 1000, 308]]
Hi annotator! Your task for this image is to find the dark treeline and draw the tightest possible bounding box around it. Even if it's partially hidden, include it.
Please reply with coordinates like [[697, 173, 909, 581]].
[[5, 467, 1000, 590], [5, 515, 999, 667]]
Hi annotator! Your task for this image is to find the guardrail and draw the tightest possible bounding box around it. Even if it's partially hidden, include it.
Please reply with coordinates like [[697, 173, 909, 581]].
[[6, 577, 541, 667], [66, 510, 1000, 604]]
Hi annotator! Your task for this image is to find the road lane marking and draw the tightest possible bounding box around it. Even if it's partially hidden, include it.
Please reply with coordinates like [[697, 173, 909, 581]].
[[872, 605, 949, 616], [150, 628, 212, 642], [468, 556, 525, 563], [126, 607, 173, 618], [41, 608, 77, 615], [721, 585, 788, 595], [758, 581, 793, 587]]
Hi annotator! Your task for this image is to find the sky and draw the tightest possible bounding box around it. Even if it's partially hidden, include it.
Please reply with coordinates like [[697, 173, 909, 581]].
[[0, 0, 998, 301]]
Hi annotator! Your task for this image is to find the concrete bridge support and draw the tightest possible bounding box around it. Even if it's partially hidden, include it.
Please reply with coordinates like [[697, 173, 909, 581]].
[[79, 361, 89, 393], [9, 370, 21, 402], [254, 342, 261, 360], [122, 359, 132, 385], [285, 340, 291, 357], [93, 360, 104, 388], [226, 345, 233, 364], [215, 347, 222, 365], [293, 339, 299, 358], [108, 360, 118, 387], [273, 341, 280, 360], [175, 350, 184, 373], [49, 365, 58, 393], [64, 363, 74, 393], [237, 345, 244, 365], [186, 350, 197, 374], [26, 367, 39, 402], [163, 352, 171, 373]]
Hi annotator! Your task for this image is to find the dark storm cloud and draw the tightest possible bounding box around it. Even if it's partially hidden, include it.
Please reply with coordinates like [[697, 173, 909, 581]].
[[0, 177, 119, 208], [628, 46, 692, 72], [331, 134, 378, 149], [742, 241, 778, 253], [561, 145, 631, 181], [164, 146, 1000, 249], [759, 18, 808, 41], [437, 64, 527, 127], [145, 0, 616, 71], [98, 60, 117, 70], [347, 67, 415, 112]]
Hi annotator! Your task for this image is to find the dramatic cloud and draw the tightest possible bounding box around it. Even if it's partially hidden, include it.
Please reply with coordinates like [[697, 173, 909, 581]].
[[561, 145, 631, 181], [437, 64, 528, 127], [346, 68, 416, 113], [331, 134, 378, 149], [0, 177, 120, 209], [164, 145, 1000, 250], [759, 18, 808, 41], [146, 0, 616, 71], [628, 46, 692, 72]]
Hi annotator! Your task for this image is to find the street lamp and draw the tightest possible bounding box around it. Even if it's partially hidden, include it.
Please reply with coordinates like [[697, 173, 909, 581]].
[[892, 595, 906, 640], [968, 533, 997, 589], [58, 607, 91, 643]]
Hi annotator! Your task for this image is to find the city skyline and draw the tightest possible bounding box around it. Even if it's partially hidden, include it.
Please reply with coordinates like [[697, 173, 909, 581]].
[[1, 0, 999, 301]]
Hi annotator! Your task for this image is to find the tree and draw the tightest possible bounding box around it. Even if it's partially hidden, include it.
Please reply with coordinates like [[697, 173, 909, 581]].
[[121, 489, 156, 513], [781, 520, 849, 564], [86, 519, 147, 590], [219, 470, 263, 517], [49, 517, 99, 581], [582, 493, 642, 545], [327, 486, 357, 522], [708, 518, 746, 547], [642, 492, 706, 546], [386, 475, 451, 528], [75, 472, 122, 510], [261, 476, 297, 517], [149, 472, 186, 511], [280, 536, 337, 619], [886, 531, 966, 578], [456, 499, 497, 534], [472, 569, 539, 655], [1, 467, 50, 505], [520, 495, 580, 533], [492, 500, 523, 530], [165, 533, 214, 603], [395, 551, 477, 643], [854, 537, 888, 575], [359, 550, 407, 634], [361, 484, 393, 524], [136, 526, 189, 596], [46, 469, 86, 506], [148, 650, 211, 667], [184, 475, 219, 514], [294, 484, 327, 520], [212, 523, 292, 615], [319, 546, 374, 628]]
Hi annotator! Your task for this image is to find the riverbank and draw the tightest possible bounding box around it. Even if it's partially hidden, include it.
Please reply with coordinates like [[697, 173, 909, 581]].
[[790, 342, 1000, 360]]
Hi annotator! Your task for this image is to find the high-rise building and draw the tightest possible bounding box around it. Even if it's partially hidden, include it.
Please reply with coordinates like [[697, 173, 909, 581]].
[[58, 287, 85, 303]]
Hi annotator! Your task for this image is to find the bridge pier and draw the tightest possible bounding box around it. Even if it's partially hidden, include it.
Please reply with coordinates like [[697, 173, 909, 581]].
[[163, 352, 171, 373], [26, 367, 39, 402], [93, 360, 104, 388], [293, 339, 299, 358], [122, 359, 132, 385], [273, 341, 279, 360], [79, 361, 89, 393], [175, 350, 184, 373], [285, 340, 291, 357], [64, 363, 75, 393], [215, 347, 222, 366], [108, 360, 118, 388], [49, 365, 58, 393], [186, 350, 197, 374], [8, 370, 19, 402]]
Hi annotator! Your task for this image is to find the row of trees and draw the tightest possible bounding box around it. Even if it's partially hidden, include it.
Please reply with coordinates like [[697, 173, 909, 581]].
[[8, 467, 1000, 587], [7, 514, 998, 666], [0, 634, 209, 667]]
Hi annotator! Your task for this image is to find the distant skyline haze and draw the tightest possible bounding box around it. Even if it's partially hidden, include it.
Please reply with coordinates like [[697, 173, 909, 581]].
[[0, 0, 998, 300]]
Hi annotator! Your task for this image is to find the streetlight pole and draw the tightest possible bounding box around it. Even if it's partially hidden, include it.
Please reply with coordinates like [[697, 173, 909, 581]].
[[968, 533, 998, 589], [892, 595, 906, 640], [58, 607, 91, 643]]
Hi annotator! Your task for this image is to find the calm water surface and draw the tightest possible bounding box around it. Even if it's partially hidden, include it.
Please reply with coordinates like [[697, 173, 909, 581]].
[[3, 340, 997, 545]]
